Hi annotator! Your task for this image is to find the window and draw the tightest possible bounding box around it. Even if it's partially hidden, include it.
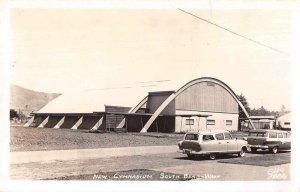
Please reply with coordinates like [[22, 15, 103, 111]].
[[215, 133, 224, 140], [186, 119, 194, 125], [185, 134, 199, 140], [248, 132, 267, 137], [203, 135, 215, 141], [281, 132, 291, 138], [269, 132, 277, 138], [277, 133, 283, 138], [257, 132, 267, 137], [226, 120, 232, 126], [207, 120, 215, 125], [224, 132, 232, 140]]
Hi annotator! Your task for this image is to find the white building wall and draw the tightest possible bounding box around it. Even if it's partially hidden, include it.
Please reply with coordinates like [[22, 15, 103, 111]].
[[276, 112, 291, 129], [175, 110, 238, 132]]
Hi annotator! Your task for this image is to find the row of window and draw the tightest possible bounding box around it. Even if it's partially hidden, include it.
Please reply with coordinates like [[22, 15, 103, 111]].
[[248, 132, 291, 138], [185, 133, 232, 141], [185, 119, 232, 126]]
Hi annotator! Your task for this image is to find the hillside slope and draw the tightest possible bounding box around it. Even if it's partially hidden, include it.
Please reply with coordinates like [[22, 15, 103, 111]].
[[10, 84, 61, 115]]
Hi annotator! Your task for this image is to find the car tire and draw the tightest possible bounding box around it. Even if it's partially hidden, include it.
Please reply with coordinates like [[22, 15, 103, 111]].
[[238, 147, 246, 157], [270, 146, 278, 154], [250, 148, 257, 153], [208, 153, 217, 160]]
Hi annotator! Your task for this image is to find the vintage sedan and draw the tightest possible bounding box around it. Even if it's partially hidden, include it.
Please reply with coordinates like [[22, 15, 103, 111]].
[[247, 129, 291, 154], [177, 130, 248, 160]]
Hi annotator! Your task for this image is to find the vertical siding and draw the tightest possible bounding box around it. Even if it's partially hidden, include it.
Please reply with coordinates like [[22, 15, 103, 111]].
[[175, 82, 238, 113], [105, 106, 131, 130]]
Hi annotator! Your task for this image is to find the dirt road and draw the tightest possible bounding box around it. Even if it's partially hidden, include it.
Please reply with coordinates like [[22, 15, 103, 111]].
[[10, 147, 290, 181]]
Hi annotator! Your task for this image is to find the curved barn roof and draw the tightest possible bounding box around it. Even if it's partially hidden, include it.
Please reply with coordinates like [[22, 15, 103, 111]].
[[37, 77, 245, 115], [139, 77, 253, 132], [37, 78, 187, 113]]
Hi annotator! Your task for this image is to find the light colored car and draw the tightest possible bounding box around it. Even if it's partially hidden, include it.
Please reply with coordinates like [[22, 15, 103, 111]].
[[247, 129, 291, 154], [177, 130, 248, 160]]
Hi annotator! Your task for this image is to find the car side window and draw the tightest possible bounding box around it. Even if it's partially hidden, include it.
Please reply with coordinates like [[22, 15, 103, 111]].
[[203, 135, 215, 141], [185, 134, 199, 140], [224, 132, 232, 140], [215, 133, 224, 140], [277, 133, 283, 138], [269, 132, 277, 138]]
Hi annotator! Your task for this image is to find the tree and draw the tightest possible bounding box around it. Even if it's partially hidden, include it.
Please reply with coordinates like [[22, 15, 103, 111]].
[[280, 105, 286, 113], [237, 94, 251, 118], [10, 109, 19, 120]]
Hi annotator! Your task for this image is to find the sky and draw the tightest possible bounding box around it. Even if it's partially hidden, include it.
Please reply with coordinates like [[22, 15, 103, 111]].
[[10, 8, 291, 111]]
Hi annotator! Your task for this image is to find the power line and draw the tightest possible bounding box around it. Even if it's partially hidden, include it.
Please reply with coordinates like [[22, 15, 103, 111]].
[[178, 8, 288, 55]]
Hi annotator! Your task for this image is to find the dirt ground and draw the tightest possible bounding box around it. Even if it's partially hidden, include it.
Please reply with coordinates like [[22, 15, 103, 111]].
[[10, 126, 183, 151], [10, 151, 290, 180]]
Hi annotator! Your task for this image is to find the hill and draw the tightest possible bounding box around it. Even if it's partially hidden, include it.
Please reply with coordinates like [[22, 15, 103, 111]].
[[10, 84, 61, 116]]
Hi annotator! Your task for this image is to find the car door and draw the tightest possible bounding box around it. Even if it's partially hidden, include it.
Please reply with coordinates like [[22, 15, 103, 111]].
[[200, 134, 219, 152], [224, 132, 237, 152], [277, 132, 285, 149], [281, 132, 291, 150], [215, 133, 227, 152]]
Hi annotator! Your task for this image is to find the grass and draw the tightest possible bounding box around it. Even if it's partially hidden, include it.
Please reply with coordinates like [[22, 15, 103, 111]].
[[218, 152, 290, 167], [10, 126, 182, 152], [47, 169, 191, 181]]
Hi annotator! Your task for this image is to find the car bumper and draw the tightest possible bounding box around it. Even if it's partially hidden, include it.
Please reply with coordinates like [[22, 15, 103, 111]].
[[177, 149, 212, 155], [248, 144, 269, 149]]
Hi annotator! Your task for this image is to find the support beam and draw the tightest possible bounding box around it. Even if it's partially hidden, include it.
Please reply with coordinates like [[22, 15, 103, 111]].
[[71, 116, 83, 130], [116, 96, 148, 128], [24, 116, 34, 127], [91, 117, 103, 130], [38, 116, 49, 128], [53, 116, 65, 129]]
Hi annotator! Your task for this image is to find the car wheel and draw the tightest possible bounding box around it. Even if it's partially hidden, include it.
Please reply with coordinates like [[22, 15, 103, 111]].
[[270, 146, 278, 154], [238, 147, 246, 157], [250, 148, 257, 153], [208, 153, 217, 160]]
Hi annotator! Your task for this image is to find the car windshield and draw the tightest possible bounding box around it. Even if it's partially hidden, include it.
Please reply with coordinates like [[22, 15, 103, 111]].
[[248, 132, 267, 137], [185, 134, 199, 140]]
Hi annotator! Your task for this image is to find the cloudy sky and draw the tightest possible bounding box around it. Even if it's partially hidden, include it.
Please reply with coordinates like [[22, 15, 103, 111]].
[[10, 8, 291, 111]]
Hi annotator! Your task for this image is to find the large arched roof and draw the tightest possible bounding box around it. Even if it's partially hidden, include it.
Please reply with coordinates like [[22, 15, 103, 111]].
[[37, 77, 249, 120], [140, 77, 252, 132], [37, 78, 191, 113]]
